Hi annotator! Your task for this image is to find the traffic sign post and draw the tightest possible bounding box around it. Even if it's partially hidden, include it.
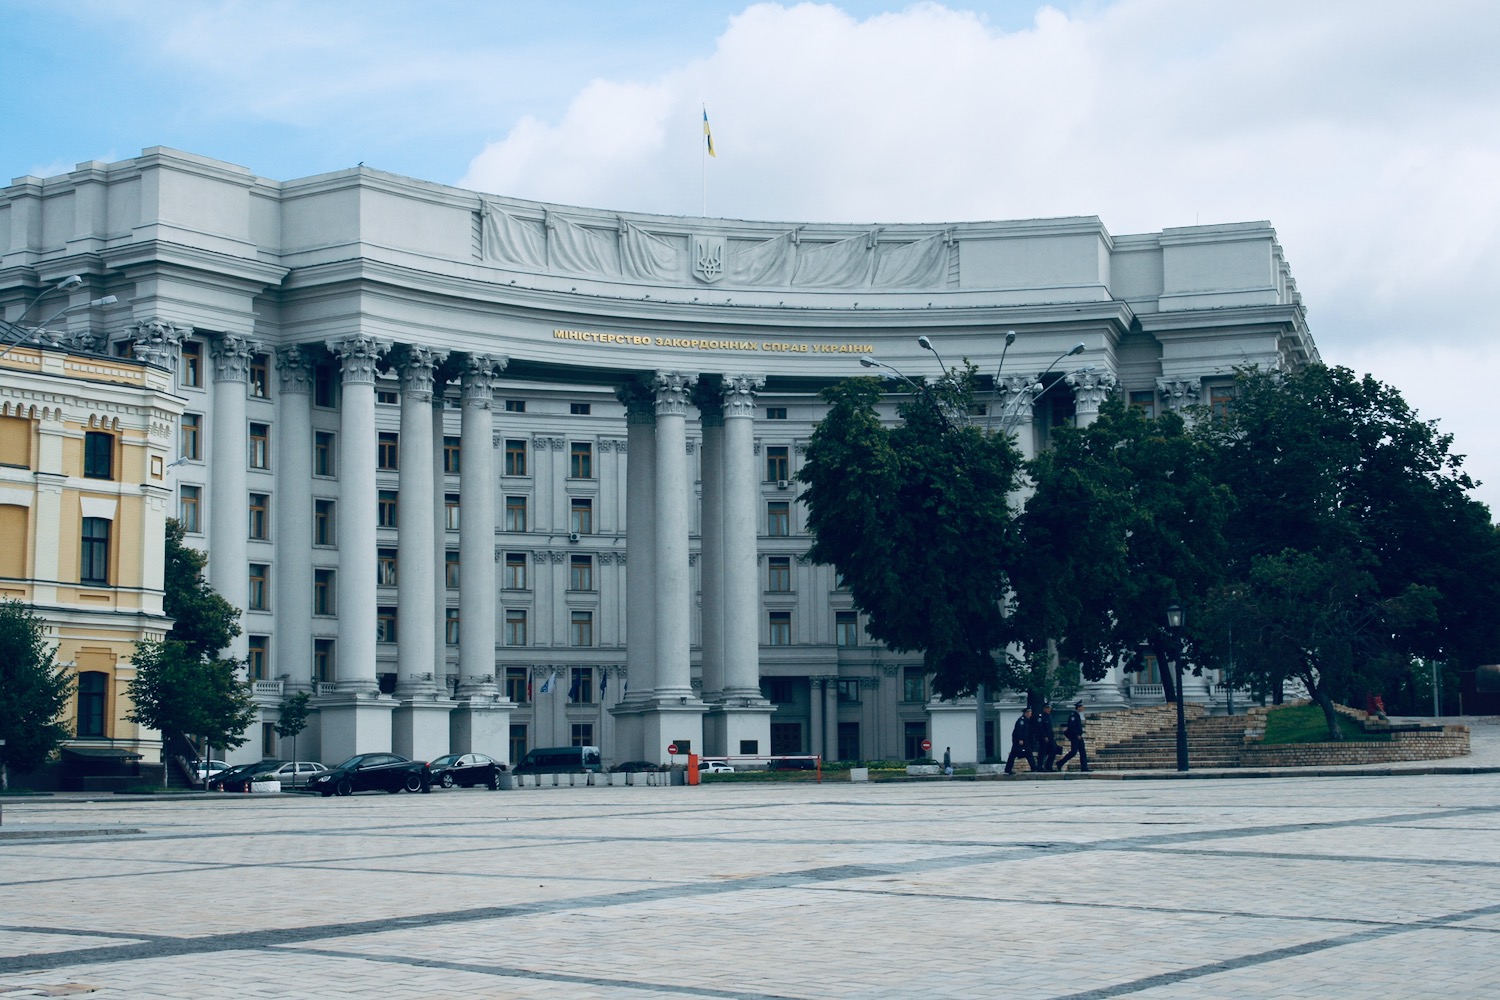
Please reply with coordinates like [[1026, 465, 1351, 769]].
[[920, 738, 932, 755], [667, 742, 679, 757]]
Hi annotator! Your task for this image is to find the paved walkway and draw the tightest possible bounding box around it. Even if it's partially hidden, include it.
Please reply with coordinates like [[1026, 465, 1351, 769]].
[[2, 721, 1497, 999]]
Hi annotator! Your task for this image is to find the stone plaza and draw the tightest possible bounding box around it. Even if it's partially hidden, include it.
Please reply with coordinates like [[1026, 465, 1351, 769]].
[[3, 744, 1498, 999]]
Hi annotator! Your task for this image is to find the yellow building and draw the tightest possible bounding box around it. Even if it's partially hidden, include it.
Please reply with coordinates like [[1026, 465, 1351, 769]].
[[0, 342, 184, 767]]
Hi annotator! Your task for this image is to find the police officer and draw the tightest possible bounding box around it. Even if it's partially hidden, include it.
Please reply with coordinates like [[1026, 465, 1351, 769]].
[[1004, 708, 1038, 774], [1057, 698, 1089, 772], [1034, 704, 1060, 772]]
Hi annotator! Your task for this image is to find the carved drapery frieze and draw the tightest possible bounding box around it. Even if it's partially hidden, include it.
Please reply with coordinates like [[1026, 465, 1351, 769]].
[[598, 551, 618, 564], [275, 345, 316, 394], [860, 676, 882, 689], [397, 346, 448, 401], [459, 353, 506, 405], [531, 435, 566, 451], [211, 333, 260, 383], [598, 438, 626, 453], [1156, 377, 1202, 411], [546, 550, 567, 564], [723, 374, 765, 418], [651, 370, 696, 417], [882, 665, 900, 677], [327, 334, 391, 384], [686, 438, 697, 455], [794, 440, 809, 457], [1066, 370, 1118, 412], [127, 319, 190, 370], [688, 552, 699, 566]]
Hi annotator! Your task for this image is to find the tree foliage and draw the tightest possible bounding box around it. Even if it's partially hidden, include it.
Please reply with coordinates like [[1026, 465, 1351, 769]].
[[0, 600, 74, 788], [161, 519, 240, 663], [799, 370, 1025, 699]]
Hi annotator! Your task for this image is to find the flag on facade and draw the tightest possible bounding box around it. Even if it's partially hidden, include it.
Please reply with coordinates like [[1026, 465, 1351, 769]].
[[703, 107, 716, 157], [567, 672, 581, 703], [599, 671, 607, 697], [527, 669, 533, 702], [539, 669, 557, 695]]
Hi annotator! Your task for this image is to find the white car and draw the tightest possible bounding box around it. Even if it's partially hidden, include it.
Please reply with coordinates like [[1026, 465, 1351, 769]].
[[699, 760, 735, 774], [195, 759, 229, 780]]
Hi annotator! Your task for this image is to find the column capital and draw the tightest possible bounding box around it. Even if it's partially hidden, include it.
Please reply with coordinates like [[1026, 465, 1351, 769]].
[[211, 333, 260, 383], [327, 334, 391, 384], [275, 345, 317, 394], [617, 381, 657, 424], [722, 374, 766, 418], [459, 353, 507, 404], [397, 345, 450, 401], [127, 318, 190, 370], [996, 375, 1039, 421], [1067, 370, 1118, 413], [652, 371, 698, 417], [1156, 377, 1202, 411]]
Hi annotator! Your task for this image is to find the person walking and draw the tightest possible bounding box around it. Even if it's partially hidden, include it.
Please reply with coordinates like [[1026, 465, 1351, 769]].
[[1035, 704, 1060, 772], [942, 747, 953, 775], [1004, 708, 1038, 774], [1057, 699, 1089, 772]]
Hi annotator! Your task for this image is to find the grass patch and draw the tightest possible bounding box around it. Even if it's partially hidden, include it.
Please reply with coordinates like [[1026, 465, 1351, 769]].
[[1261, 704, 1389, 744]]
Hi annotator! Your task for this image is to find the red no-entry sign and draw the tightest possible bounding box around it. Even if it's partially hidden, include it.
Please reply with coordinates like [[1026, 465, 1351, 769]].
[[920, 739, 932, 753], [667, 743, 679, 755]]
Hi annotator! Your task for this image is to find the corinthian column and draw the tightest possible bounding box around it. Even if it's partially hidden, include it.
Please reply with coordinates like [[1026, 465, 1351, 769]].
[[652, 370, 697, 703], [395, 346, 446, 695], [458, 353, 505, 691], [274, 346, 315, 689], [1156, 378, 1202, 415], [127, 319, 186, 372], [720, 375, 765, 701], [610, 383, 657, 762], [695, 388, 725, 703], [1067, 370, 1118, 428], [209, 333, 257, 664]]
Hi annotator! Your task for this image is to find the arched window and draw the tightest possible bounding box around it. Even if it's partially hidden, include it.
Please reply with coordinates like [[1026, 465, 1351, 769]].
[[77, 671, 108, 738]]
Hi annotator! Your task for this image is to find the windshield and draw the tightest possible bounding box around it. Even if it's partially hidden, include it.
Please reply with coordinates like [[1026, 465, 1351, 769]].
[[430, 755, 460, 767]]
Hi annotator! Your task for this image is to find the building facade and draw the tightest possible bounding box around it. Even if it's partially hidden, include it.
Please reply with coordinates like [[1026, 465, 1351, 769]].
[[0, 148, 1315, 767]]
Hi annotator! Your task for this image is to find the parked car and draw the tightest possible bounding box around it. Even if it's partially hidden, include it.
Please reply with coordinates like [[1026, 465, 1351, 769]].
[[312, 754, 431, 797], [427, 753, 505, 789], [195, 759, 229, 781], [610, 760, 660, 773], [514, 746, 603, 775], [239, 760, 329, 789], [209, 760, 285, 791], [769, 757, 818, 770], [699, 760, 735, 773]]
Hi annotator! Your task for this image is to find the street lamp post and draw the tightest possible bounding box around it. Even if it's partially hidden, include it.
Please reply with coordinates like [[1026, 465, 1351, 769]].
[[1166, 603, 1188, 771]]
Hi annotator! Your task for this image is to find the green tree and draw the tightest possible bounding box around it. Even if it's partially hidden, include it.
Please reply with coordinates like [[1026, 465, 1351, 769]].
[[1012, 399, 1232, 701], [275, 692, 311, 764], [799, 370, 1026, 699], [0, 600, 74, 790], [160, 519, 240, 663]]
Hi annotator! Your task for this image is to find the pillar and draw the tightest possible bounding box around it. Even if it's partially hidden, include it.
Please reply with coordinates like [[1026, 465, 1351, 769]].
[[209, 334, 255, 665], [274, 347, 315, 691], [609, 383, 657, 761]]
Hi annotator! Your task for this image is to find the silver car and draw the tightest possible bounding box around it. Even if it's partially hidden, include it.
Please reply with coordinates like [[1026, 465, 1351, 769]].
[[249, 760, 329, 787]]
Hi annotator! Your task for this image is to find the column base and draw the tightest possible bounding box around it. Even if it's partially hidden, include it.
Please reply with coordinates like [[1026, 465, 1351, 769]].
[[449, 698, 514, 761], [703, 697, 774, 758], [612, 697, 708, 764], [317, 693, 396, 763], [392, 699, 453, 761]]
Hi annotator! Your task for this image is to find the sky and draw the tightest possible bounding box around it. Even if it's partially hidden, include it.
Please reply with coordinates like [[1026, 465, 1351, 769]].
[[5, 0, 1497, 512]]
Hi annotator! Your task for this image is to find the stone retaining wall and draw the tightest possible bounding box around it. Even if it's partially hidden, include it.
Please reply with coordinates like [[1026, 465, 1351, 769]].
[[1238, 700, 1470, 765], [1088, 703, 1208, 751]]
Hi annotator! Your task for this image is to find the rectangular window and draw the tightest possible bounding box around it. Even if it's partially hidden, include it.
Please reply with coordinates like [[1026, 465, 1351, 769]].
[[249, 422, 270, 469], [504, 399, 526, 413], [570, 442, 593, 478], [505, 666, 529, 704], [262, 722, 276, 757], [768, 610, 791, 646], [761, 677, 793, 703], [836, 610, 859, 647], [767, 500, 790, 537], [510, 724, 528, 764], [181, 413, 202, 460], [313, 366, 336, 408], [83, 431, 114, 480], [377, 606, 397, 643], [314, 498, 335, 546], [248, 563, 269, 610], [377, 431, 399, 470], [1129, 390, 1156, 419], [765, 445, 789, 482], [247, 635, 268, 680], [903, 667, 926, 703], [179, 485, 202, 534], [376, 386, 398, 405], [504, 609, 527, 646], [377, 548, 397, 586], [767, 556, 791, 593], [503, 552, 526, 590], [571, 722, 595, 747], [570, 402, 591, 415], [443, 436, 461, 473], [313, 431, 335, 476], [570, 610, 593, 647], [569, 497, 593, 535], [1210, 384, 1235, 421], [313, 638, 334, 682], [445, 493, 461, 530], [181, 341, 203, 387], [505, 439, 527, 476], [248, 492, 269, 540], [569, 554, 593, 592], [249, 353, 270, 398], [766, 406, 787, 420], [445, 607, 460, 645], [446, 550, 461, 589], [505, 495, 527, 532], [80, 517, 110, 585], [569, 667, 594, 705], [314, 569, 335, 615], [836, 678, 861, 702], [377, 490, 398, 528]]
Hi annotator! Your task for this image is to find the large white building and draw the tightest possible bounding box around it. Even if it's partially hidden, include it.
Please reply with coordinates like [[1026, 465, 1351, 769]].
[[0, 148, 1315, 769]]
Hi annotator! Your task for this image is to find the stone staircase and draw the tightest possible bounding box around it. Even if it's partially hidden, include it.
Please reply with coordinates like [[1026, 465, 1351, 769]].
[[1092, 711, 1249, 770]]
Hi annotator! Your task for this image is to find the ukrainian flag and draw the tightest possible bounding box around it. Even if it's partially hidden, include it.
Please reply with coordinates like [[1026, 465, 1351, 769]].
[[703, 107, 716, 157]]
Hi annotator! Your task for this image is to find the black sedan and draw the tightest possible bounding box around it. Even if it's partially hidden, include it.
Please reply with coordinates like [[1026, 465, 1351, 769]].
[[311, 753, 431, 797], [427, 753, 506, 789], [209, 759, 286, 791]]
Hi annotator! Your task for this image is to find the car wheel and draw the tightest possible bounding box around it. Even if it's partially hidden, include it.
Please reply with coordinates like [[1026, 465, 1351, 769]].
[[488, 772, 500, 790], [403, 773, 424, 793], [336, 779, 353, 797], [440, 774, 455, 788]]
